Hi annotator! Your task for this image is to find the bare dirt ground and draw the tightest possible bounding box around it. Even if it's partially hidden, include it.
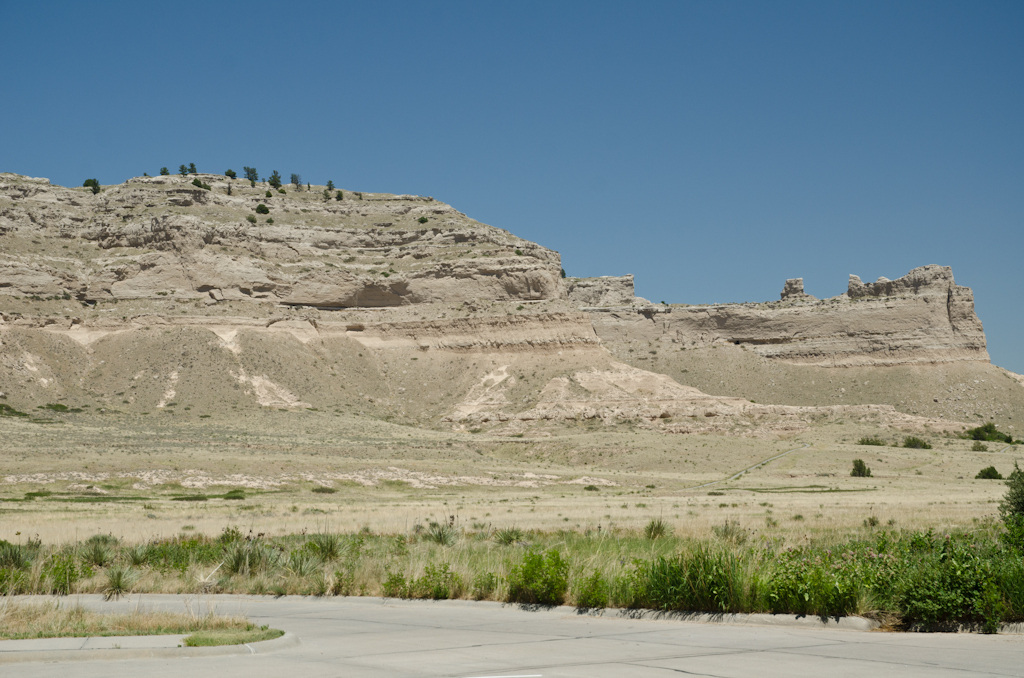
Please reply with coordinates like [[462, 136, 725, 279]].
[[1, 409, 1017, 545]]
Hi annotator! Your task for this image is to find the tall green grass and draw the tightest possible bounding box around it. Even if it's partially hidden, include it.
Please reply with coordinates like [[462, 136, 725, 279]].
[[1, 523, 1021, 630]]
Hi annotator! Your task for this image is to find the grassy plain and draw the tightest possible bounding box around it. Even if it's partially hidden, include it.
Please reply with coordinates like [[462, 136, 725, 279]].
[[1, 409, 1017, 545]]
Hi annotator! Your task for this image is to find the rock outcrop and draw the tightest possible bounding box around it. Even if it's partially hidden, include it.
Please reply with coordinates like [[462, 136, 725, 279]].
[[565, 275, 646, 307], [0, 173, 562, 307], [780, 278, 816, 301], [585, 266, 989, 367]]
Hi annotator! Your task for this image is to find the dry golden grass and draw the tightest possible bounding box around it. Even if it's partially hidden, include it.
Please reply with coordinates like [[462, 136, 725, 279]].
[[0, 599, 249, 640]]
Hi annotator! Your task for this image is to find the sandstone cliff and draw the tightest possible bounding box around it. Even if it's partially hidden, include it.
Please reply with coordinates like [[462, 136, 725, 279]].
[[585, 265, 989, 368], [0, 173, 562, 307]]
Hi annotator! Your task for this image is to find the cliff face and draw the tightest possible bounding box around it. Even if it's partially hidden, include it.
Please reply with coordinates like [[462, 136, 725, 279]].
[[584, 265, 989, 368], [1, 172, 1011, 433], [0, 173, 563, 307]]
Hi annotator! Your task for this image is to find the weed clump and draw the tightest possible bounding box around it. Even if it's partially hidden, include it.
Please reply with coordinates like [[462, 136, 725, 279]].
[[903, 437, 932, 449], [506, 549, 568, 605], [858, 436, 886, 446]]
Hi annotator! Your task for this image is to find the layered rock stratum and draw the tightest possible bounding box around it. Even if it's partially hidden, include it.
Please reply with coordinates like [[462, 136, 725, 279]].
[[1, 172, 1020, 436]]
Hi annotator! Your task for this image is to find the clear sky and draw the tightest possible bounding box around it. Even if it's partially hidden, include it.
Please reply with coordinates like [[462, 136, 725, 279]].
[[3, 1, 1022, 371]]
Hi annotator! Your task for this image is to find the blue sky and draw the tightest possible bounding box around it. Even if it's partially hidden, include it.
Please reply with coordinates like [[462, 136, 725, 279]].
[[3, 1, 1022, 371]]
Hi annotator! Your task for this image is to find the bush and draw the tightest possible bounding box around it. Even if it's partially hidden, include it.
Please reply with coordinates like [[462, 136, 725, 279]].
[[43, 552, 80, 595], [903, 436, 932, 449], [965, 422, 1013, 444], [335, 190, 344, 200], [636, 546, 748, 613], [417, 216, 428, 223], [307, 532, 343, 562], [225, 169, 237, 179], [973, 441, 989, 452], [472, 572, 498, 600], [103, 565, 138, 601], [83, 178, 101, 194], [506, 549, 569, 605], [423, 519, 458, 546], [1000, 461, 1024, 522], [976, 466, 1003, 480], [858, 436, 886, 446], [265, 190, 272, 198], [574, 569, 609, 608], [255, 204, 270, 215], [312, 486, 336, 494], [0, 541, 29, 570], [223, 489, 245, 500], [493, 526, 523, 545], [414, 563, 463, 599], [246, 215, 257, 224], [643, 518, 672, 539], [851, 459, 872, 477], [191, 177, 211, 190]]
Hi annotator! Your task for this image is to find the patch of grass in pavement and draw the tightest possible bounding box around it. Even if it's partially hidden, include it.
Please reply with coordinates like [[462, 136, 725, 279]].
[[184, 627, 284, 646]]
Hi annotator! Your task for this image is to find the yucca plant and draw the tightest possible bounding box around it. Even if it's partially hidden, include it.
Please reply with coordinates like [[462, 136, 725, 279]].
[[643, 518, 672, 540], [493, 527, 524, 546], [103, 565, 138, 601]]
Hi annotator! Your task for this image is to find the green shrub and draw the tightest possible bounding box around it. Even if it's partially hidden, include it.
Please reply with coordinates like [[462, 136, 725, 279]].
[[312, 486, 336, 494], [265, 190, 272, 198], [584, 485, 599, 491], [976, 466, 1003, 480], [82, 178, 101, 195], [225, 169, 237, 179], [972, 441, 989, 452], [335, 190, 344, 200], [903, 437, 932, 449], [191, 177, 211, 190], [636, 545, 748, 613], [493, 526, 523, 545], [246, 215, 257, 224], [223, 489, 245, 500], [1000, 461, 1024, 522], [255, 204, 270, 215], [224, 541, 278, 576], [643, 518, 672, 539], [762, 547, 859, 618], [964, 422, 1013, 444], [0, 541, 29, 570], [472, 572, 498, 600], [43, 552, 80, 595], [307, 532, 343, 562], [858, 436, 886, 446], [414, 563, 463, 599], [103, 565, 138, 600], [574, 569, 609, 608], [851, 459, 872, 477], [423, 521, 458, 546], [381, 570, 409, 598], [506, 549, 569, 605], [81, 540, 113, 568], [1002, 515, 1024, 553], [417, 216, 428, 223], [266, 218, 274, 224], [896, 536, 992, 628]]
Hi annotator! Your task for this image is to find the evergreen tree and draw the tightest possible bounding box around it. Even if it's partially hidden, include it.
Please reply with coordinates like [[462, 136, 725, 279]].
[[243, 166, 259, 187], [178, 165, 188, 177], [326, 180, 335, 191], [268, 170, 283, 189], [159, 167, 170, 176], [188, 163, 197, 174]]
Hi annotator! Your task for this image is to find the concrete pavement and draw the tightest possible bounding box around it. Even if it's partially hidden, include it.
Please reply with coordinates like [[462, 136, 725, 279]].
[[4, 595, 1023, 677]]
